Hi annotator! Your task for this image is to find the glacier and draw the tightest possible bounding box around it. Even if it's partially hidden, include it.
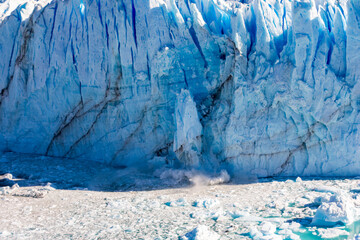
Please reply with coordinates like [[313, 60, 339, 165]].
[[0, 0, 359, 178]]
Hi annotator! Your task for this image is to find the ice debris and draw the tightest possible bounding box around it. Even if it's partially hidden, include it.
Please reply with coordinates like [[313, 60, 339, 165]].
[[181, 225, 220, 240], [0, 183, 19, 195], [193, 199, 220, 209], [0, 173, 15, 187], [165, 198, 189, 207], [317, 228, 349, 239], [260, 221, 276, 235], [312, 193, 356, 227], [249, 222, 282, 240]]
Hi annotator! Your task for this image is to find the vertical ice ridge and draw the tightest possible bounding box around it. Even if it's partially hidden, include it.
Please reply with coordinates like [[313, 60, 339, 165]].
[[174, 89, 203, 168]]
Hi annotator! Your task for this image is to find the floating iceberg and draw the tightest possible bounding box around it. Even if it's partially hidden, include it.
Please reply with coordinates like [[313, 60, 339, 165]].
[[311, 193, 357, 227]]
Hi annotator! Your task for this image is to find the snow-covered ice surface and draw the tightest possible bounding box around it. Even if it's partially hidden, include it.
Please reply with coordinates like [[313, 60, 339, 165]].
[[2, 153, 360, 239], [1, 0, 360, 178]]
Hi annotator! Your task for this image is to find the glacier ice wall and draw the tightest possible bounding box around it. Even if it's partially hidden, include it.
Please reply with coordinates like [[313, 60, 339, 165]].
[[0, 0, 359, 177]]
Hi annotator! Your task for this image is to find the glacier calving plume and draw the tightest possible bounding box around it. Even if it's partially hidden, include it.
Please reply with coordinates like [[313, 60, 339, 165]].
[[0, 0, 359, 177]]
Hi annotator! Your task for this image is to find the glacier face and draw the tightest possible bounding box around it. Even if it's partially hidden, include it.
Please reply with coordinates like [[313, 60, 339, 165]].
[[0, 0, 359, 177]]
